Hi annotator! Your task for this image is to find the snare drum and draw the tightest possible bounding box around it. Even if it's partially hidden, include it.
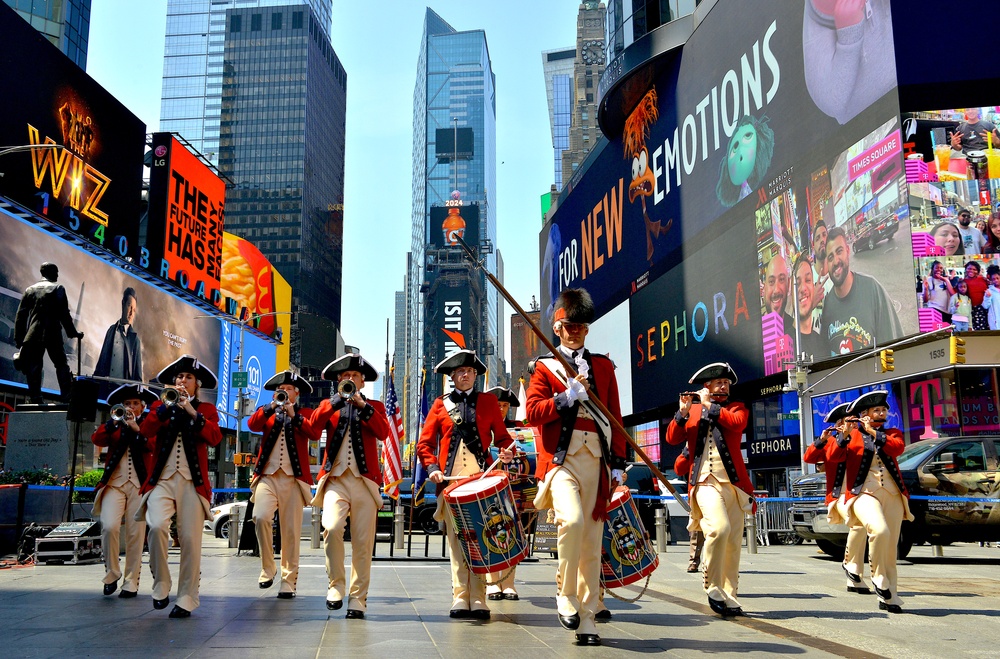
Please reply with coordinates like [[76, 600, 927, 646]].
[[443, 470, 529, 574], [600, 486, 659, 588]]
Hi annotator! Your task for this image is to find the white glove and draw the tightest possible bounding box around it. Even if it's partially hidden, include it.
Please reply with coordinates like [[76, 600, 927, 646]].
[[611, 469, 625, 484], [565, 378, 589, 404]]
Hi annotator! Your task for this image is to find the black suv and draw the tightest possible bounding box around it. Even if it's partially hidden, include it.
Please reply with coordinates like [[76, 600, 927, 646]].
[[790, 435, 1000, 558]]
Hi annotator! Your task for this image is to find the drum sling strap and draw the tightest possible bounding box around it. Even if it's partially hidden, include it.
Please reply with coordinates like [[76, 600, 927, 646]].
[[442, 393, 486, 473]]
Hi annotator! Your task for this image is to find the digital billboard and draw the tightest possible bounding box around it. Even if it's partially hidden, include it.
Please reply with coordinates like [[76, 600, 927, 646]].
[[426, 278, 479, 395], [147, 133, 225, 302], [0, 4, 144, 258], [541, 0, 918, 411], [429, 199, 480, 250], [0, 205, 221, 403], [216, 319, 277, 433], [509, 310, 541, 387], [902, 105, 1000, 333]]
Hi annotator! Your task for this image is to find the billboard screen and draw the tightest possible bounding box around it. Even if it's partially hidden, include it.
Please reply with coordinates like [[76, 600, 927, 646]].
[[147, 133, 225, 302], [426, 278, 478, 395], [216, 320, 277, 432], [0, 205, 221, 403], [542, 0, 918, 411], [902, 105, 1000, 333], [429, 201, 480, 250], [0, 5, 144, 258], [509, 310, 541, 387]]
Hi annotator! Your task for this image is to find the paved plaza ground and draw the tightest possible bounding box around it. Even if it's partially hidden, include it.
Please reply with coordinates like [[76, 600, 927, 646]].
[[2, 534, 999, 658]]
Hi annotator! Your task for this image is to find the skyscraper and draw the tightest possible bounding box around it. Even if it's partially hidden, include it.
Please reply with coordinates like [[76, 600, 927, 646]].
[[3, 0, 90, 69], [160, 0, 332, 163], [219, 4, 346, 370], [561, 1, 606, 182], [406, 8, 499, 431], [541, 47, 575, 189]]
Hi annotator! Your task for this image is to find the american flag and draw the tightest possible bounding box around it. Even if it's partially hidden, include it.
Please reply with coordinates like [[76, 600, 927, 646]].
[[382, 371, 404, 499]]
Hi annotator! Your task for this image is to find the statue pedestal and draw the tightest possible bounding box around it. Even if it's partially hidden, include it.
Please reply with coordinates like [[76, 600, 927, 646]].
[[4, 409, 89, 476]]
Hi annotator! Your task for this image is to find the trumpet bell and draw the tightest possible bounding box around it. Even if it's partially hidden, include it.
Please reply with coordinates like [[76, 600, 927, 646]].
[[337, 379, 357, 398], [110, 404, 127, 422], [274, 390, 289, 405], [160, 388, 180, 406]]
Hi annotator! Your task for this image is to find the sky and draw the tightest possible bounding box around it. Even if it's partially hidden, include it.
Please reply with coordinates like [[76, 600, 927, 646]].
[[86, 0, 580, 375]]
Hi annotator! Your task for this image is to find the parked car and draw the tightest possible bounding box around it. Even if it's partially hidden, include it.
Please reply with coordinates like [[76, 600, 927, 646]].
[[790, 435, 1000, 559], [853, 211, 899, 253], [206, 502, 314, 541]]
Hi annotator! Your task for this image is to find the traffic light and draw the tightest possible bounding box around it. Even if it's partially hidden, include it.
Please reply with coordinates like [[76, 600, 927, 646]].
[[879, 349, 895, 372], [950, 336, 967, 364]]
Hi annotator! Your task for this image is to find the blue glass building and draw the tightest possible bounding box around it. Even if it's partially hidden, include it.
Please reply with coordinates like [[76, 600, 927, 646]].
[[3, 0, 90, 69], [406, 8, 500, 431]]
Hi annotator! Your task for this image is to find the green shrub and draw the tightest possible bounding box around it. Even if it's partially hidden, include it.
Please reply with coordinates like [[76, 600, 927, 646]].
[[72, 469, 105, 502], [0, 468, 60, 486]]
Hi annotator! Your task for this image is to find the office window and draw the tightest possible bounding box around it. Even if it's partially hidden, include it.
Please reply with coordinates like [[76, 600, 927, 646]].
[[272, 12, 282, 30], [251, 14, 262, 31], [292, 11, 303, 29], [230, 15, 241, 33]]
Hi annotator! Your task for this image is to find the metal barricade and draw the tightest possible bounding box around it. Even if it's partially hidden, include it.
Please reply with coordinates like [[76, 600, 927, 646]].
[[755, 497, 795, 546]]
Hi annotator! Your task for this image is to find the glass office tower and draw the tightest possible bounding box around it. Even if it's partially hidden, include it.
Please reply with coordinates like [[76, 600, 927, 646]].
[[4, 0, 90, 69], [160, 0, 332, 163], [219, 4, 346, 370], [406, 7, 499, 433], [542, 47, 575, 189]]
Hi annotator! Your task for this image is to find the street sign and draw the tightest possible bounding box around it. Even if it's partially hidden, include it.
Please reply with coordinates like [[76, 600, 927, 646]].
[[231, 372, 248, 388], [777, 411, 800, 420]]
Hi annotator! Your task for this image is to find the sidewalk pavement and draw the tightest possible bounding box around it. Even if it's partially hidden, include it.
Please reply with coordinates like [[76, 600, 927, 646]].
[[2, 534, 999, 658]]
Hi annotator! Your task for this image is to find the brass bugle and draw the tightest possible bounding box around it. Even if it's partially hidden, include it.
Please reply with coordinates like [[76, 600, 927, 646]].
[[110, 404, 128, 422], [160, 388, 181, 406], [337, 379, 357, 399], [274, 389, 289, 405]]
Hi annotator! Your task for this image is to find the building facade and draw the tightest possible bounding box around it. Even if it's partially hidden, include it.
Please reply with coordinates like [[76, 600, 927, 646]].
[[541, 47, 575, 189], [4, 0, 89, 69], [160, 0, 332, 163], [406, 8, 500, 427], [219, 4, 346, 370], [560, 1, 606, 183]]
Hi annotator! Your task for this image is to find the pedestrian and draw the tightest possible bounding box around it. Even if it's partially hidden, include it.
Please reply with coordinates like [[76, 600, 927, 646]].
[[948, 279, 973, 331]]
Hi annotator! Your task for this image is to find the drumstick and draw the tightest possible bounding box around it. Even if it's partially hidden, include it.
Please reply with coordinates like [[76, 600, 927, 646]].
[[478, 457, 504, 480]]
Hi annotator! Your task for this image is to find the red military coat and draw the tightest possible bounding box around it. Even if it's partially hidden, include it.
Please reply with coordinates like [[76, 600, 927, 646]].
[[666, 401, 753, 498], [525, 353, 628, 483], [803, 431, 842, 505], [826, 425, 909, 503], [139, 399, 223, 506], [91, 414, 153, 501], [248, 404, 318, 486], [312, 396, 390, 487], [417, 390, 512, 488]]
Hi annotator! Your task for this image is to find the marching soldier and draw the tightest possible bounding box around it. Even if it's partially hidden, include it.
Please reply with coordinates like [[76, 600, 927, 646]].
[[247, 370, 319, 599], [484, 386, 523, 602], [526, 289, 628, 646], [139, 355, 222, 618], [807, 402, 871, 594], [829, 390, 913, 613], [667, 362, 752, 617], [312, 354, 390, 619], [91, 384, 157, 598], [417, 349, 513, 621]]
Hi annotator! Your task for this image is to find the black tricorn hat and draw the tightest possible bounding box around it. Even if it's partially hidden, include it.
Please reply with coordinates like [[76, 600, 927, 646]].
[[322, 353, 378, 382], [554, 288, 595, 324], [823, 401, 852, 424], [848, 390, 888, 415], [154, 354, 218, 390], [107, 383, 158, 407], [263, 370, 313, 394], [435, 349, 487, 375], [485, 386, 519, 406], [689, 362, 738, 385]]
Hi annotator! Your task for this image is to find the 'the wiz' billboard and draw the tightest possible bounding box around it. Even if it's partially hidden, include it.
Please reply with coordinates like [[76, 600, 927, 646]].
[[0, 4, 144, 257]]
